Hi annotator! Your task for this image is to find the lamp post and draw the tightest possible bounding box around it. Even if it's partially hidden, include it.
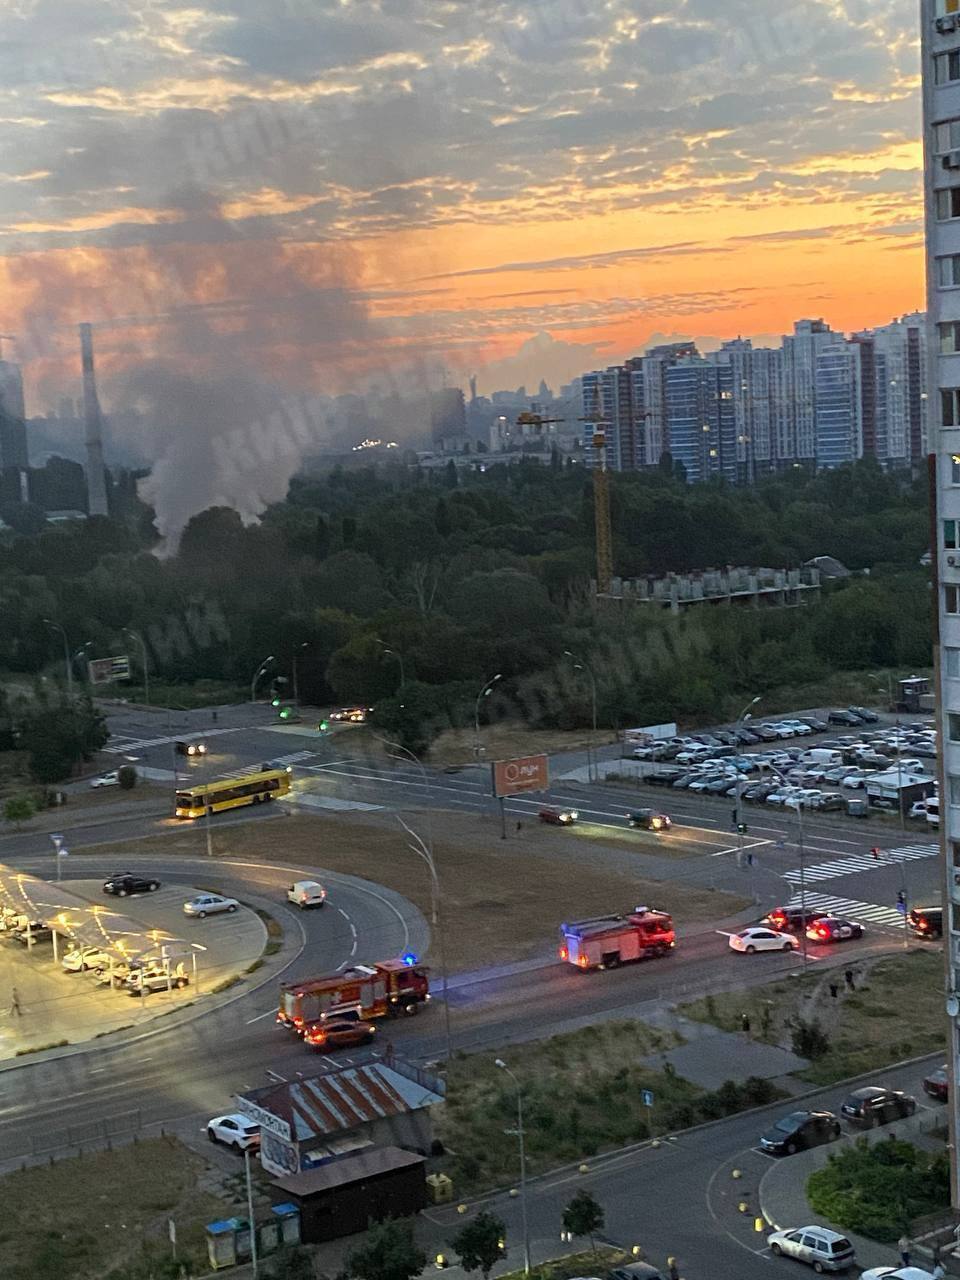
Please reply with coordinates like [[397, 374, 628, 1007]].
[[872, 677, 905, 832], [73, 641, 93, 684], [376, 639, 405, 690], [474, 673, 502, 759], [250, 655, 275, 704], [291, 642, 309, 706], [735, 696, 762, 898], [564, 651, 598, 782], [124, 628, 150, 706], [43, 619, 72, 698], [495, 1058, 530, 1275], [767, 761, 808, 974]]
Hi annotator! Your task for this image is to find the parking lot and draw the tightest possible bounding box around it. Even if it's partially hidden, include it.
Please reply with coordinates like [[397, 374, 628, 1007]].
[[623, 707, 938, 821], [0, 880, 265, 1060]]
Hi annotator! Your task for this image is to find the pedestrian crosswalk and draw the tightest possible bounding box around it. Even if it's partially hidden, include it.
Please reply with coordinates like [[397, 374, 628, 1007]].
[[786, 890, 906, 929], [104, 727, 244, 753], [264, 750, 317, 767], [782, 842, 937, 885]]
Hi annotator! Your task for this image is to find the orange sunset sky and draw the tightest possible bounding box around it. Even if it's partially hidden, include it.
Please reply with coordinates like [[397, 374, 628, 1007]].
[[0, 0, 928, 408]]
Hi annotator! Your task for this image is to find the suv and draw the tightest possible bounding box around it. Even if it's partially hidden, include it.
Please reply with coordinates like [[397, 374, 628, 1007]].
[[768, 1226, 855, 1273], [763, 905, 822, 933], [840, 1086, 916, 1128], [908, 906, 943, 939], [828, 710, 860, 726], [124, 965, 190, 996], [103, 872, 161, 896]]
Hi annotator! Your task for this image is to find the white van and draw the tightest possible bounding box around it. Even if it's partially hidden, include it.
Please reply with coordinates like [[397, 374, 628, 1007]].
[[926, 795, 940, 828], [800, 748, 843, 767], [287, 880, 326, 909]]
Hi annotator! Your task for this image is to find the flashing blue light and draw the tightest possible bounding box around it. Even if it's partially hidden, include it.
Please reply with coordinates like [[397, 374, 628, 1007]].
[[401, 951, 418, 967]]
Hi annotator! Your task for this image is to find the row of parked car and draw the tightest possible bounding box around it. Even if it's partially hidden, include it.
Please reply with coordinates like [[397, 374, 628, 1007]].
[[631, 710, 882, 763]]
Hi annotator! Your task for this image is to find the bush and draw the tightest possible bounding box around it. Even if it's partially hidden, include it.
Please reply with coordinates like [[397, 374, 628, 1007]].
[[3, 794, 35, 826], [808, 1137, 950, 1242], [791, 1017, 830, 1059], [117, 765, 138, 790]]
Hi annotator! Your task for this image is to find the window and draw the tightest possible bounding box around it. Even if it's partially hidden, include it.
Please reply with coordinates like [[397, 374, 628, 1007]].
[[937, 188, 960, 221], [943, 389, 960, 424], [941, 255, 960, 287], [952, 455, 960, 483], [941, 321, 960, 353], [939, 50, 960, 84], [950, 713, 960, 741], [950, 775, 960, 805], [946, 583, 960, 612], [947, 520, 959, 549], [947, 646, 960, 676], [936, 119, 960, 153]]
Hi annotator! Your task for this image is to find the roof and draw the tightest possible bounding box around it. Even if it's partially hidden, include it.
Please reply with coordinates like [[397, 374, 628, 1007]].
[[803, 555, 851, 578], [269, 1145, 424, 1197], [239, 1060, 444, 1141], [562, 910, 670, 938]]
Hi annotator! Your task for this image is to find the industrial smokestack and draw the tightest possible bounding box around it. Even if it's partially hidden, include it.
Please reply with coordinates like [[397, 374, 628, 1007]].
[[80, 322, 108, 517]]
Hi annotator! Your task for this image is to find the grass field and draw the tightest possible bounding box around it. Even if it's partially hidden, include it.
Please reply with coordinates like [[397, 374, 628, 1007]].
[[426, 721, 614, 767], [82, 808, 749, 973], [679, 948, 946, 1085], [438, 1019, 782, 1193], [0, 1138, 225, 1280]]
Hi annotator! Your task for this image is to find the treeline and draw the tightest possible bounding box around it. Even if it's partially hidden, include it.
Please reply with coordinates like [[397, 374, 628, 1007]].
[[0, 457, 933, 756]]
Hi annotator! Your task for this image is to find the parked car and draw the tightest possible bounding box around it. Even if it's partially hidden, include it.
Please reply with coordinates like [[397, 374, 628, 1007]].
[[840, 1086, 917, 1128], [303, 1017, 377, 1050], [627, 809, 672, 832], [609, 1264, 668, 1280], [125, 964, 189, 995], [805, 916, 864, 944], [287, 880, 326, 908], [12, 922, 53, 946], [768, 1226, 855, 1273], [538, 806, 579, 826], [183, 893, 240, 918], [828, 710, 861, 726], [848, 705, 880, 723], [810, 791, 844, 811], [729, 927, 799, 954], [207, 1114, 261, 1152], [799, 716, 829, 732], [752, 725, 780, 741], [90, 771, 121, 788], [760, 1109, 841, 1156], [175, 739, 207, 756], [923, 1065, 949, 1101], [860, 1269, 937, 1280], [647, 769, 683, 787], [103, 871, 161, 896], [61, 945, 113, 973], [908, 906, 943, 939]]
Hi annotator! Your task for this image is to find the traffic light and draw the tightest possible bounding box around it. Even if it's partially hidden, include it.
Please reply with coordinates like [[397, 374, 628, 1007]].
[[318, 719, 329, 732], [737, 823, 748, 835], [271, 697, 281, 707]]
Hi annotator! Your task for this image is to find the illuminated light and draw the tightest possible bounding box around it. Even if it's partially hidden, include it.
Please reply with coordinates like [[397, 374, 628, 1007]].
[[559, 946, 568, 961], [401, 951, 418, 966], [578, 955, 588, 968]]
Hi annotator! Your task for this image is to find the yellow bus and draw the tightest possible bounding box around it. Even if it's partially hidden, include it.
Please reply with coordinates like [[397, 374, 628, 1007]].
[[175, 768, 292, 819]]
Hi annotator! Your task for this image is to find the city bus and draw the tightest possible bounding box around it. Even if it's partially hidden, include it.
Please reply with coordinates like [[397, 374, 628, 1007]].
[[175, 768, 292, 819]]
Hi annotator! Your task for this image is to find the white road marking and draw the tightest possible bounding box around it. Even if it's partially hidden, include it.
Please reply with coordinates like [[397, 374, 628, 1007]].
[[245, 1008, 277, 1025], [786, 890, 906, 927], [783, 843, 938, 884]]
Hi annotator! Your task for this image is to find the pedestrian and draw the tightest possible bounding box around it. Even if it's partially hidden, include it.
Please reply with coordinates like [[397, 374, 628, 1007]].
[[933, 1242, 943, 1269], [844, 968, 855, 991], [212, 710, 218, 724], [9, 986, 21, 1017], [745, 851, 754, 867], [740, 1012, 751, 1034], [829, 982, 839, 999], [898, 1237, 911, 1268], [516, 821, 522, 833], [668, 1258, 680, 1280]]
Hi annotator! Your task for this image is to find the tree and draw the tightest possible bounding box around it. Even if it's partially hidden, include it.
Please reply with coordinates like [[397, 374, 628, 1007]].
[[561, 1189, 605, 1257], [3, 794, 35, 827], [451, 1211, 506, 1280], [344, 1219, 427, 1280], [117, 765, 138, 790]]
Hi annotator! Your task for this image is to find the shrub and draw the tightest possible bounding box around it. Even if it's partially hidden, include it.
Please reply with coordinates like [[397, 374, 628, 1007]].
[[117, 765, 138, 790], [791, 1017, 830, 1059], [808, 1137, 950, 1242]]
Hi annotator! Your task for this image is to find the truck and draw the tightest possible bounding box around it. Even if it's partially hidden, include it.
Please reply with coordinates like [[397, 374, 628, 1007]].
[[559, 908, 676, 970], [277, 960, 430, 1029]]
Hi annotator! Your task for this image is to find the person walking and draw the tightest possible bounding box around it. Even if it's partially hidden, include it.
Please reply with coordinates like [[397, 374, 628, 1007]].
[[844, 968, 855, 991], [667, 1259, 680, 1280], [898, 1237, 911, 1268], [9, 986, 21, 1017], [740, 1012, 751, 1034]]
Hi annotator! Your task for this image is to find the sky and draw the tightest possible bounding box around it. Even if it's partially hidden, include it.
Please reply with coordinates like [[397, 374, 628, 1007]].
[[0, 0, 927, 409]]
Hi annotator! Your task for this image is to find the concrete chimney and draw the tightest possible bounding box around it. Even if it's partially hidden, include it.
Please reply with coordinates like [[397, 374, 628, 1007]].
[[80, 322, 108, 517]]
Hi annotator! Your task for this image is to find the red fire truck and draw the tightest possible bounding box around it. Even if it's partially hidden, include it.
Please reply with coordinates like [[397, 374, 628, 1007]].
[[559, 908, 676, 970], [277, 959, 430, 1029]]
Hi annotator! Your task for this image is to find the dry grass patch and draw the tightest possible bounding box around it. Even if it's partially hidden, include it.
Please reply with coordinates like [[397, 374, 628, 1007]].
[[77, 808, 749, 973]]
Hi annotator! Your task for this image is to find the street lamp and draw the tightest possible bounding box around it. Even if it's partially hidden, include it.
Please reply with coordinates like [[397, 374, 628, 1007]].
[[564, 651, 598, 782], [250, 655, 275, 704], [872, 677, 905, 832], [766, 761, 809, 974], [43, 619, 72, 698], [73, 641, 94, 683], [376, 639, 405, 690], [495, 1058, 531, 1275], [292, 641, 309, 706], [474, 673, 502, 759], [124, 628, 150, 706], [734, 696, 762, 895]]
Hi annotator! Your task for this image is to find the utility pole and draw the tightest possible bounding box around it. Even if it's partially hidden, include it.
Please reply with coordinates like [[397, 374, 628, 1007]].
[[474, 673, 502, 759], [43, 620, 72, 698], [495, 1059, 530, 1275], [564, 651, 598, 782], [124, 629, 150, 706]]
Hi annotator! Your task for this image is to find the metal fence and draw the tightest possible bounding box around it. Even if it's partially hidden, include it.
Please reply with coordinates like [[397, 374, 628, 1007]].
[[22, 1107, 143, 1158]]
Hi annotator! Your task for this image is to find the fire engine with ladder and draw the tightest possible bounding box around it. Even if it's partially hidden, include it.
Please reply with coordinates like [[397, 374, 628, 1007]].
[[277, 959, 430, 1030], [559, 908, 676, 970]]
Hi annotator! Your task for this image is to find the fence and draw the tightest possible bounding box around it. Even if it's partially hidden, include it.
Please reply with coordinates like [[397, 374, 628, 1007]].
[[9, 1107, 146, 1163]]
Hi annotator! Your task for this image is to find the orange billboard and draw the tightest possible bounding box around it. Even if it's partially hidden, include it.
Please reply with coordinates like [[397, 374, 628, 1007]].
[[492, 753, 549, 798]]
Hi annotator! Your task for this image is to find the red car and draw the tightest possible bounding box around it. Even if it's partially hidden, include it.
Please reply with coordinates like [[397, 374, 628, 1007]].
[[538, 807, 579, 825], [923, 1064, 949, 1101], [302, 1017, 376, 1050]]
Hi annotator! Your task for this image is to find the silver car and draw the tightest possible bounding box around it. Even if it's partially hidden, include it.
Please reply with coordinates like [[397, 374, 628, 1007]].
[[769, 1226, 855, 1273], [183, 893, 240, 918]]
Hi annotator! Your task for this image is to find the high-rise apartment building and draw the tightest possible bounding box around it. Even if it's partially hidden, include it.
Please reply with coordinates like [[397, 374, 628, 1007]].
[[921, 0, 960, 1207], [0, 357, 27, 472]]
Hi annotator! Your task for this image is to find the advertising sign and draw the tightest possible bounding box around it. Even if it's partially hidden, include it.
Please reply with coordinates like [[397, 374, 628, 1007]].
[[491, 753, 549, 798], [88, 654, 131, 685], [259, 1130, 300, 1177], [234, 1098, 292, 1141]]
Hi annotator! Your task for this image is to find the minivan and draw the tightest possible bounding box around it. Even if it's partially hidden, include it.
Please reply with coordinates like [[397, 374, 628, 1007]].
[[801, 749, 843, 767], [287, 880, 327, 909], [926, 795, 940, 828]]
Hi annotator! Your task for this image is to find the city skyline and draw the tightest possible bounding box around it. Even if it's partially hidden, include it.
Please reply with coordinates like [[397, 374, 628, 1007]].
[[0, 0, 927, 412]]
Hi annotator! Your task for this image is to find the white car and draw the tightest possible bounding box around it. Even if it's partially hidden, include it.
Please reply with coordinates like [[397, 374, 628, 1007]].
[[287, 880, 326, 909], [183, 893, 240, 919], [90, 771, 121, 788], [769, 1226, 855, 1273], [207, 1113, 261, 1152], [62, 946, 113, 973], [729, 927, 799, 954], [840, 773, 868, 789], [909, 799, 931, 821], [861, 1270, 935, 1280]]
